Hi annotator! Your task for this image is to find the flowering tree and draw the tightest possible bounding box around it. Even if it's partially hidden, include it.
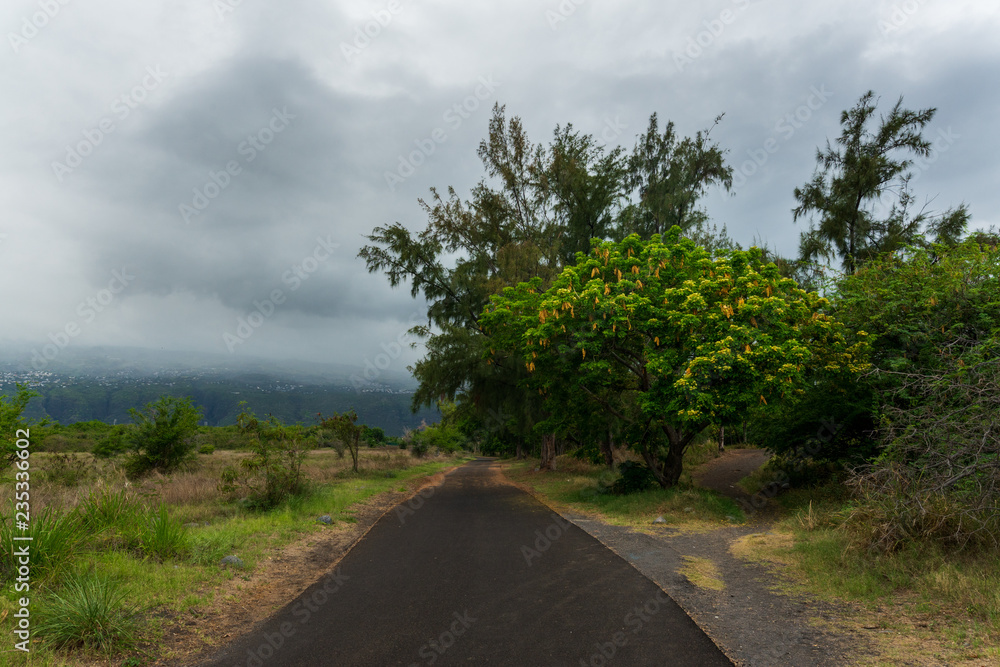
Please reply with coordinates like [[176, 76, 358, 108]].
[[482, 228, 866, 487]]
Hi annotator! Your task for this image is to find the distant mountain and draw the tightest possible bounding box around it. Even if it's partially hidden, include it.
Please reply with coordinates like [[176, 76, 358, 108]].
[[0, 345, 435, 435], [0, 344, 418, 389]]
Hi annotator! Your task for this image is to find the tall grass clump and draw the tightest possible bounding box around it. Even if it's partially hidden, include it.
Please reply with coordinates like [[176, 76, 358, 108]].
[[0, 504, 84, 582], [35, 572, 139, 654]]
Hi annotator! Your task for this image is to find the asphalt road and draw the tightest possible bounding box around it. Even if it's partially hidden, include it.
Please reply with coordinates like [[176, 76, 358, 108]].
[[200, 459, 733, 666]]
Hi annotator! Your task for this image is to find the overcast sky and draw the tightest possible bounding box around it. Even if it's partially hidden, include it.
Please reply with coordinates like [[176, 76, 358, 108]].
[[2, 0, 997, 377]]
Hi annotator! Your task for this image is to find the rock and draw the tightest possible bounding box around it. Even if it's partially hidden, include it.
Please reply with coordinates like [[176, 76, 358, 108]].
[[652, 516, 667, 524], [317, 515, 333, 525], [183, 522, 200, 529], [683, 507, 694, 513], [220, 555, 244, 569]]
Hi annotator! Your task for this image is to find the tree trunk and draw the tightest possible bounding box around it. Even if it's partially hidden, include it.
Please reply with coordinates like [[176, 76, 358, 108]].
[[539, 434, 557, 471], [718, 425, 726, 454], [599, 429, 615, 468], [516, 439, 525, 460]]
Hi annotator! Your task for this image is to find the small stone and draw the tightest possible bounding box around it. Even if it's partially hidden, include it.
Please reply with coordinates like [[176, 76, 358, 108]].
[[726, 515, 737, 522], [652, 516, 667, 524], [683, 507, 694, 513], [220, 555, 244, 569], [317, 515, 333, 525], [183, 522, 200, 529]]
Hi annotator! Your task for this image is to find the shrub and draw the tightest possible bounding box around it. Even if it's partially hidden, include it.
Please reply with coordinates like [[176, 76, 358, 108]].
[[41, 452, 96, 487], [123, 395, 202, 478], [409, 433, 430, 458], [92, 425, 130, 459], [608, 461, 657, 495], [36, 573, 139, 653], [220, 405, 312, 510], [198, 444, 215, 455]]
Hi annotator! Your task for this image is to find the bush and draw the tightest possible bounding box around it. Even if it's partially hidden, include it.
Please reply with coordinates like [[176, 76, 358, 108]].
[[198, 444, 215, 455], [41, 453, 96, 487], [123, 395, 202, 478], [220, 405, 312, 510], [847, 345, 1000, 553], [0, 384, 39, 467], [36, 573, 139, 653], [92, 425, 130, 459], [608, 461, 657, 495]]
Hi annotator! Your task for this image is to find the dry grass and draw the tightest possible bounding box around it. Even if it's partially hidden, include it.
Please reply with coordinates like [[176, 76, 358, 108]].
[[679, 556, 725, 591], [1, 448, 428, 515]]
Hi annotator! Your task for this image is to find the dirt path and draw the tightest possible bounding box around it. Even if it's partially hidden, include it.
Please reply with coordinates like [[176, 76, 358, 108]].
[[692, 448, 771, 501]]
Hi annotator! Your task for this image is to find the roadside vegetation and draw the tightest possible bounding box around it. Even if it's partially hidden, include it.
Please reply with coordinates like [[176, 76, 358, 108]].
[[0, 391, 468, 665]]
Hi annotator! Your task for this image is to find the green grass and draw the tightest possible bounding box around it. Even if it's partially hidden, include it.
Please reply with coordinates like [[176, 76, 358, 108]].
[[738, 483, 1000, 663], [35, 572, 140, 654], [505, 454, 744, 528]]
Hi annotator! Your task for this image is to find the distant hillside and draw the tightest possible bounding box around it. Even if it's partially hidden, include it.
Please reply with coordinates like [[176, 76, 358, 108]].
[[0, 345, 436, 435]]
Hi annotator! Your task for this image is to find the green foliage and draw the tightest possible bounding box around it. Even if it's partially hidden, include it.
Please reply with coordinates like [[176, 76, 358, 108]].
[[361, 425, 386, 446], [608, 461, 657, 495], [408, 431, 429, 458], [92, 424, 130, 458], [0, 504, 84, 583], [793, 90, 968, 274], [0, 383, 39, 466], [198, 443, 215, 455], [482, 230, 867, 487], [141, 504, 188, 560], [36, 572, 139, 654], [220, 404, 312, 510], [620, 112, 733, 239], [123, 395, 202, 478], [410, 423, 466, 456]]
